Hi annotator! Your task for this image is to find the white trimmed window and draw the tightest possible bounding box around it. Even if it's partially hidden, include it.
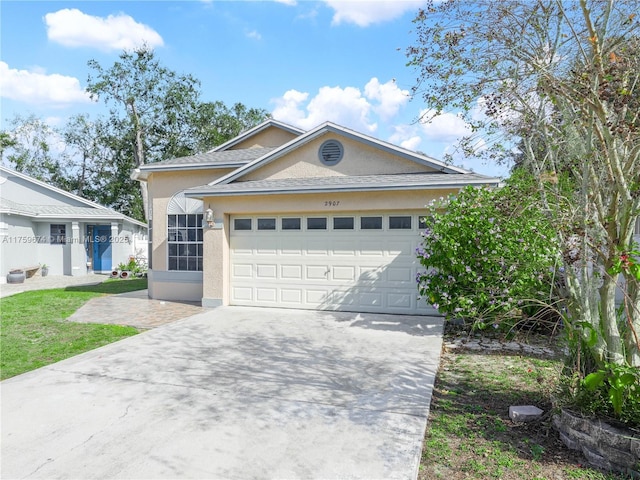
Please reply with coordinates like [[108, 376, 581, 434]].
[[167, 193, 203, 271]]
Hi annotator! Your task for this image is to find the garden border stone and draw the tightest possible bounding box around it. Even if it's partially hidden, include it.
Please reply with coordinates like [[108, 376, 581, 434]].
[[553, 408, 640, 477]]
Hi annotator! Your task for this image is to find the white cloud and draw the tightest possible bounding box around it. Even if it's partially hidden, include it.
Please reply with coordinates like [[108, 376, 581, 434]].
[[44, 8, 164, 52], [274, 0, 297, 5], [324, 0, 426, 27], [272, 85, 376, 133], [0, 61, 92, 107], [245, 29, 262, 40], [364, 78, 409, 121], [271, 78, 409, 133], [418, 109, 471, 142]]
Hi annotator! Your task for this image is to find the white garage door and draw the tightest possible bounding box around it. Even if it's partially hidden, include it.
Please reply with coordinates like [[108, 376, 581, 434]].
[[230, 213, 436, 315]]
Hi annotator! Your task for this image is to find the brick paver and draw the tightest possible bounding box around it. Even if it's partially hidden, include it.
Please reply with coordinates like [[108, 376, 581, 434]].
[[1, 274, 204, 329]]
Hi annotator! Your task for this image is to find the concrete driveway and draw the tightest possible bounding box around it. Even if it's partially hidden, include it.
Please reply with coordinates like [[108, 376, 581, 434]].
[[1, 306, 443, 480]]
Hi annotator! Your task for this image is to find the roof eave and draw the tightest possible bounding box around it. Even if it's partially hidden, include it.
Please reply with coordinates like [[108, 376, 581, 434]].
[[184, 178, 500, 198]]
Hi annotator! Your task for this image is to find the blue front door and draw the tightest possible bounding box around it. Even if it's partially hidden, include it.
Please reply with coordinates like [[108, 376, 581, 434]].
[[93, 226, 112, 272]]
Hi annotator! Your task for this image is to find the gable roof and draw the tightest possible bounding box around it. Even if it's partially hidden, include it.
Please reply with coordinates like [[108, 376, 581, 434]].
[[185, 172, 499, 198], [208, 121, 469, 187], [0, 165, 146, 227], [209, 118, 304, 152], [135, 147, 277, 177]]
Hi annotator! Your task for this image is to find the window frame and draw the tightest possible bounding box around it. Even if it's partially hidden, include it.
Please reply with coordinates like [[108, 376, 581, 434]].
[[167, 213, 204, 272], [50, 224, 66, 245]]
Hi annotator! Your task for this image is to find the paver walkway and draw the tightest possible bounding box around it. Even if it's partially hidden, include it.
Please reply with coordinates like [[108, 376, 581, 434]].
[[0, 274, 107, 298], [1, 274, 203, 329], [68, 289, 204, 329]]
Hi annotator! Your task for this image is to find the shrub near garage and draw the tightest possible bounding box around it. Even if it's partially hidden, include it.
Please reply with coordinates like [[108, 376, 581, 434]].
[[416, 172, 561, 330]]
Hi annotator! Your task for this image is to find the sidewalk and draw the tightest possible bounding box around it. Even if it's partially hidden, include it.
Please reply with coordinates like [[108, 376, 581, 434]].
[[0, 274, 108, 298]]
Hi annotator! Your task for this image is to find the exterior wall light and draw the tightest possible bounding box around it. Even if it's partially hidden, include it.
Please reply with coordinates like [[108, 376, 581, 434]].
[[205, 208, 214, 228]]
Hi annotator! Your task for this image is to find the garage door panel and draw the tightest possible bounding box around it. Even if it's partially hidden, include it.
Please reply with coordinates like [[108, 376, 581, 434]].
[[359, 291, 383, 308], [306, 265, 329, 280], [387, 293, 413, 309], [256, 248, 277, 255], [306, 289, 330, 304], [256, 264, 277, 279], [232, 287, 253, 302], [232, 264, 253, 278], [280, 289, 302, 304], [331, 266, 356, 281], [387, 267, 414, 283], [389, 241, 414, 256], [256, 288, 277, 302], [281, 265, 303, 280]]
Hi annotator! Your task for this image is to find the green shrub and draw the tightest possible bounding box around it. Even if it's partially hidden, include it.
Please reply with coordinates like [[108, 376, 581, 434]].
[[416, 172, 561, 330]]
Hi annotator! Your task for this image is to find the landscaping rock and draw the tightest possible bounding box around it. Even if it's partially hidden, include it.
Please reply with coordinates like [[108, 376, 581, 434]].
[[509, 405, 543, 422]]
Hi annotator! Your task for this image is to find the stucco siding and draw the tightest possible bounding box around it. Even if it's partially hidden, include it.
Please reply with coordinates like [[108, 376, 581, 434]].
[[1, 215, 38, 279], [242, 135, 436, 182], [147, 169, 231, 271], [1, 173, 88, 208], [229, 127, 298, 150]]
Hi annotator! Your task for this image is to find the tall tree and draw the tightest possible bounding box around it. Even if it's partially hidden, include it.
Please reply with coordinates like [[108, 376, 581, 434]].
[[86, 47, 201, 219], [407, 0, 640, 368], [0, 114, 68, 185], [192, 101, 270, 153]]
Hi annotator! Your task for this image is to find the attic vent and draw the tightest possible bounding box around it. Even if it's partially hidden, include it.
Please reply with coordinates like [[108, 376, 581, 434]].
[[318, 140, 344, 166]]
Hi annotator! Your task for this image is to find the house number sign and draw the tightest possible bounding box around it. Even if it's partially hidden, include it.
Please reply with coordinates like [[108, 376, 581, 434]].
[[324, 200, 340, 207]]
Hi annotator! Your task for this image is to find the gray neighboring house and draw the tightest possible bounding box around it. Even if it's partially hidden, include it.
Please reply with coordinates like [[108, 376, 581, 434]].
[[0, 165, 147, 282]]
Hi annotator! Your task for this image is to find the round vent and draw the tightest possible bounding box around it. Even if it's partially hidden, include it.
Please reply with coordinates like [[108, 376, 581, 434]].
[[167, 191, 203, 214], [318, 139, 344, 166]]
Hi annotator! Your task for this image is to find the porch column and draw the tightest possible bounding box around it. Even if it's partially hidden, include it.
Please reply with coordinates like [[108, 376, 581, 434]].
[[111, 222, 119, 271], [70, 222, 85, 276]]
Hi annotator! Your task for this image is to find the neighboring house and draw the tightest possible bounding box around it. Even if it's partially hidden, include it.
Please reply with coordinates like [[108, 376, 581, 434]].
[[133, 119, 500, 315], [0, 165, 147, 282]]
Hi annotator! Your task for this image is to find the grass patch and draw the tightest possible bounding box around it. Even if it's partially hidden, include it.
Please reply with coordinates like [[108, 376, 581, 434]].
[[419, 334, 628, 480], [0, 279, 145, 380]]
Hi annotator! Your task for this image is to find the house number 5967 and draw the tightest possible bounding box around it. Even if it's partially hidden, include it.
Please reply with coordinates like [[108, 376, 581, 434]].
[[324, 201, 340, 207]]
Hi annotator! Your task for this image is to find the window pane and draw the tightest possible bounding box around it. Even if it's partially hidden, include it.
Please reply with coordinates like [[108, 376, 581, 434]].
[[168, 244, 178, 256], [178, 216, 187, 227], [187, 229, 196, 242], [282, 218, 301, 230], [197, 229, 203, 241], [187, 214, 197, 227], [361, 216, 382, 229], [389, 216, 412, 229], [168, 215, 177, 228], [257, 218, 276, 230], [418, 216, 432, 230], [234, 218, 252, 230], [307, 217, 327, 230], [197, 258, 203, 271], [179, 244, 188, 256], [197, 244, 203, 256], [178, 258, 188, 270], [333, 217, 354, 230], [168, 257, 178, 270], [188, 258, 198, 271]]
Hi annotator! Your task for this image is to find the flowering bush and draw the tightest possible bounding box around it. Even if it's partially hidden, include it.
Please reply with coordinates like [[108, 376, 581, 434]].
[[416, 173, 561, 328]]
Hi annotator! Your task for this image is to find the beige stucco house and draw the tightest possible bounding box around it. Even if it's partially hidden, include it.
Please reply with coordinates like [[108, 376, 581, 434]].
[[134, 120, 500, 314]]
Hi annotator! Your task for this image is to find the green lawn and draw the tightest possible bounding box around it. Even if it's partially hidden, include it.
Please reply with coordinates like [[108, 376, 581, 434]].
[[0, 279, 145, 380]]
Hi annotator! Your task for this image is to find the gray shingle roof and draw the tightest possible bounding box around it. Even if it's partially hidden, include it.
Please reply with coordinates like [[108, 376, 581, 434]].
[[185, 172, 499, 197], [0, 197, 136, 220], [143, 147, 277, 168]]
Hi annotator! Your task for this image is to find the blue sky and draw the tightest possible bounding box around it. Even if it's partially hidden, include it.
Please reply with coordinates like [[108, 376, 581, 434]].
[[0, 1, 508, 177]]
